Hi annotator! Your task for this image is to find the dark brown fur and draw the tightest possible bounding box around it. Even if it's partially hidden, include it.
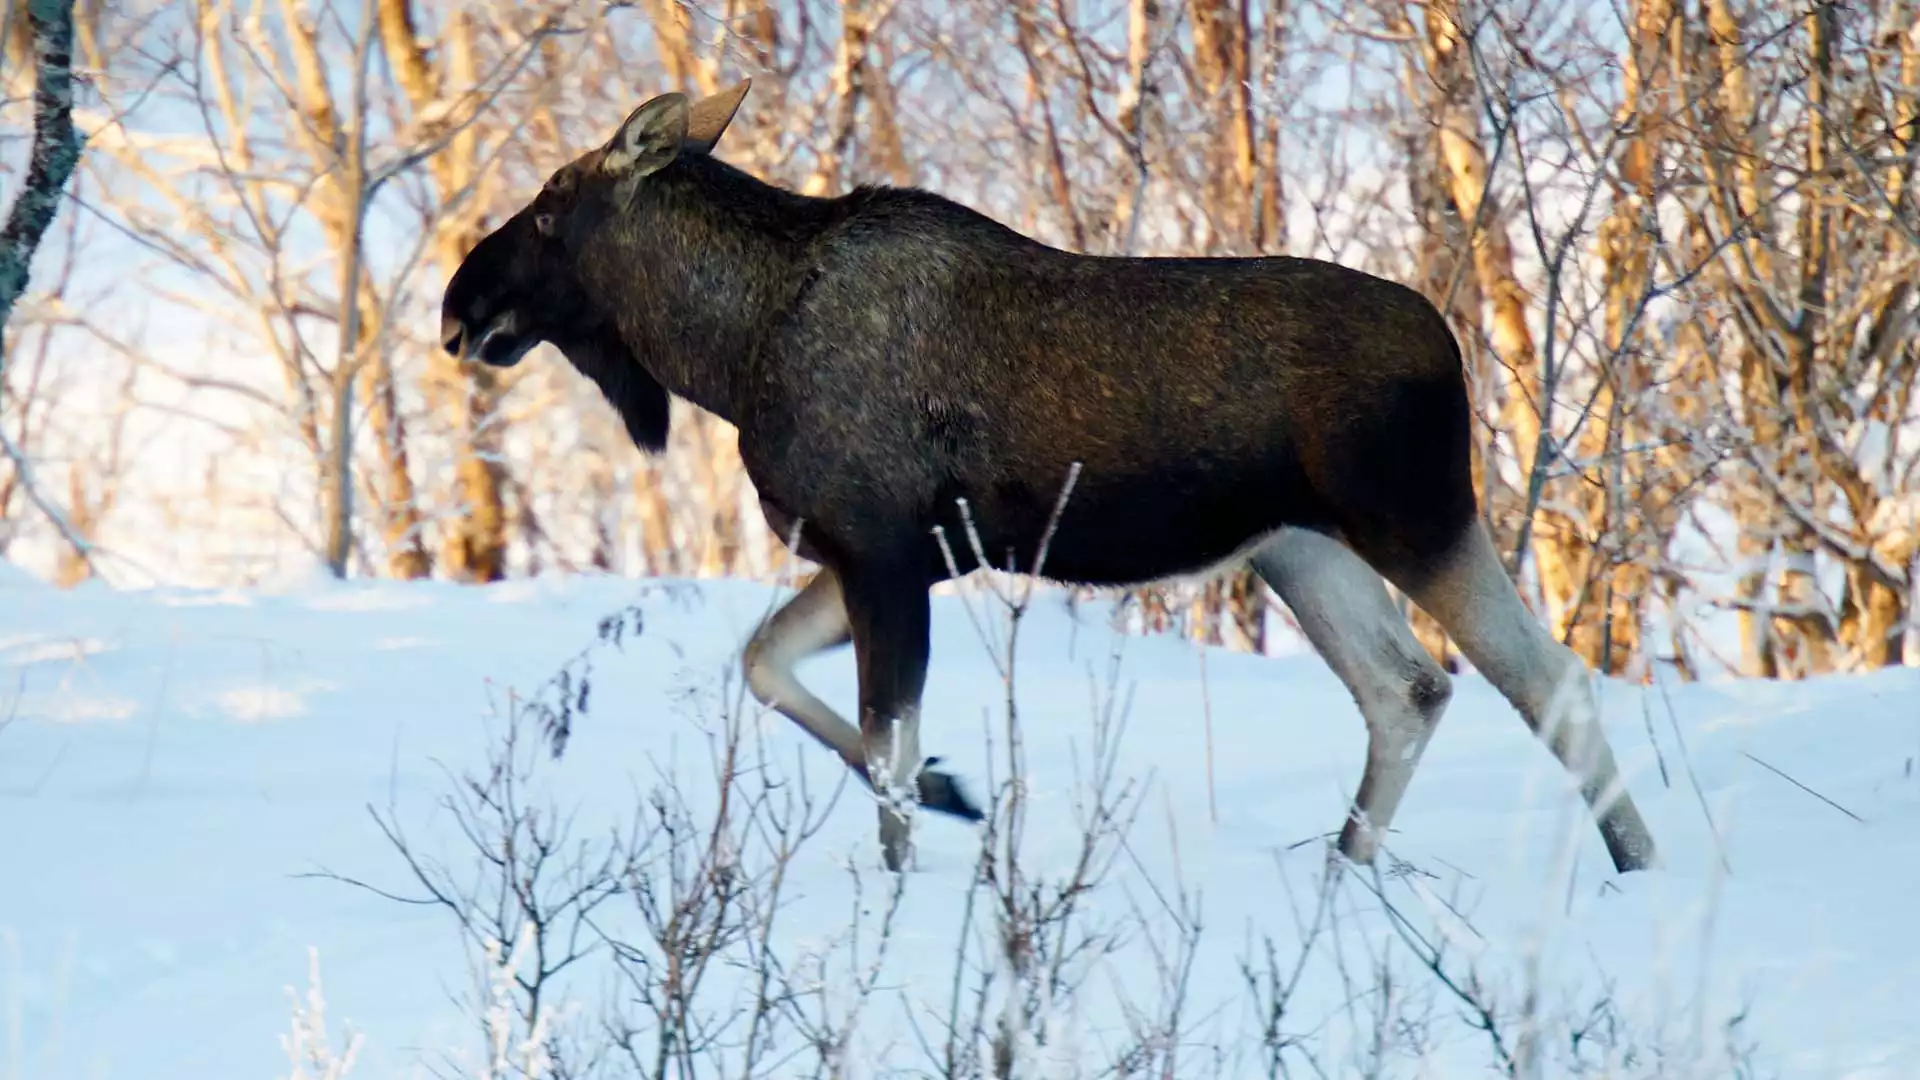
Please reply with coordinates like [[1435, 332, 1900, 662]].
[[441, 85, 1500, 867], [443, 129, 1475, 593]]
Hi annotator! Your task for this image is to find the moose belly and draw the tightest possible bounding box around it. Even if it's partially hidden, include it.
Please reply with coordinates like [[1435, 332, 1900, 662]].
[[931, 459, 1332, 587]]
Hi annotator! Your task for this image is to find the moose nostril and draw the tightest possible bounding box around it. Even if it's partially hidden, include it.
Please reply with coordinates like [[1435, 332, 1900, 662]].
[[440, 315, 464, 357]]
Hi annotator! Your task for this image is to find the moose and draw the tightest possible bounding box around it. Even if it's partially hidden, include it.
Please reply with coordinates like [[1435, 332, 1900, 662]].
[[441, 81, 1658, 875]]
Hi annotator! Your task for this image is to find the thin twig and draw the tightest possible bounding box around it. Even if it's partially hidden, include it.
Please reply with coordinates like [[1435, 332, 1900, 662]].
[[0, 426, 96, 574], [1198, 645, 1217, 825], [1743, 751, 1864, 823]]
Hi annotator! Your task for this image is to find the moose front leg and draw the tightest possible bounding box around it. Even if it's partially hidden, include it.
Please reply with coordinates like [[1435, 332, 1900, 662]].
[[743, 566, 984, 847], [743, 568, 863, 769], [838, 556, 946, 872]]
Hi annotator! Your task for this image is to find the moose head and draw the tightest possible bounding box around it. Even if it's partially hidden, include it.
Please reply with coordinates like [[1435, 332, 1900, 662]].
[[438, 81, 754, 451]]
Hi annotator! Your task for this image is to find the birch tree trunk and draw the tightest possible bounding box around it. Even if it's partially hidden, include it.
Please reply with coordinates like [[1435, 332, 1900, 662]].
[[1109, 0, 1159, 250], [1188, 0, 1267, 252], [378, 0, 512, 582], [1419, 0, 1586, 632], [1575, 0, 1679, 673], [316, 0, 377, 579], [805, 0, 874, 197], [0, 0, 82, 361]]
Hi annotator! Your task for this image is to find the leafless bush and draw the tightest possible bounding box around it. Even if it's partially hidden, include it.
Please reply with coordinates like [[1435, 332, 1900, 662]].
[[596, 658, 852, 1078], [324, 571, 1765, 1079], [1221, 841, 1768, 1080], [915, 465, 1220, 1079], [317, 684, 629, 1078], [319, 588, 873, 1078]]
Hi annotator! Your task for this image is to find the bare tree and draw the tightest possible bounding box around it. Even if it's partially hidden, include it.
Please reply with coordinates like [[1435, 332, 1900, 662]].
[[0, 0, 87, 563], [13, 0, 1915, 674], [77, 0, 566, 579], [0, 0, 81, 351], [1673, 0, 1920, 674]]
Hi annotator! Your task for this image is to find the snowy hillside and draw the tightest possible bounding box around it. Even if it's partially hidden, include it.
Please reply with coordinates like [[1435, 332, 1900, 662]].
[[2, 564, 1917, 1078]]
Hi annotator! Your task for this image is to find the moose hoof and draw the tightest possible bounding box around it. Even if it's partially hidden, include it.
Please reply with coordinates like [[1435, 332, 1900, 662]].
[[915, 757, 985, 822]]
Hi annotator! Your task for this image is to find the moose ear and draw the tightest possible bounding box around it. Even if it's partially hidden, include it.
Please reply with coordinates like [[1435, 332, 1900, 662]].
[[684, 80, 751, 154], [603, 93, 691, 181]]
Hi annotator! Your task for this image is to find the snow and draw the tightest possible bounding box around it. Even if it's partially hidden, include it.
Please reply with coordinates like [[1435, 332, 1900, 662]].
[[2, 567, 1918, 1078]]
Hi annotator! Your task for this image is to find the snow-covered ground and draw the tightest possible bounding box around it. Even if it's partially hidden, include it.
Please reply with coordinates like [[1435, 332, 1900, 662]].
[[2, 561, 1917, 1078]]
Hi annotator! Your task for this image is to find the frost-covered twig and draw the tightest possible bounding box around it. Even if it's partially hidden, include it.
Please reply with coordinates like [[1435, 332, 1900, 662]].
[[922, 465, 1169, 1078], [309, 669, 636, 1078], [279, 947, 364, 1080]]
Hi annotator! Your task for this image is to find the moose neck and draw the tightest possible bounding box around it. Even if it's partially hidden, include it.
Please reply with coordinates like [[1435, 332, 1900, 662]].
[[579, 154, 824, 424]]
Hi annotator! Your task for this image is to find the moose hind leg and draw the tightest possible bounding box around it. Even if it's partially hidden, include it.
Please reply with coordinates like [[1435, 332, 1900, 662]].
[[1251, 527, 1454, 866], [1399, 521, 1658, 872]]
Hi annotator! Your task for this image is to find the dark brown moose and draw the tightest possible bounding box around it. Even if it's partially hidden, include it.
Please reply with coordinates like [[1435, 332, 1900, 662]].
[[440, 81, 1658, 875]]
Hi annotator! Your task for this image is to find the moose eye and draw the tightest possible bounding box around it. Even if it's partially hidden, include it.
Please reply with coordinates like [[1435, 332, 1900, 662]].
[[535, 212, 557, 237]]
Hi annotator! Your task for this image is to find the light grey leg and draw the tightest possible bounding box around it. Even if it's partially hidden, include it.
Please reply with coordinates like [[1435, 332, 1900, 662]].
[[1399, 521, 1657, 872], [1250, 527, 1455, 865], [743, 568, 863, 770], [868, 705, 923, 872]]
